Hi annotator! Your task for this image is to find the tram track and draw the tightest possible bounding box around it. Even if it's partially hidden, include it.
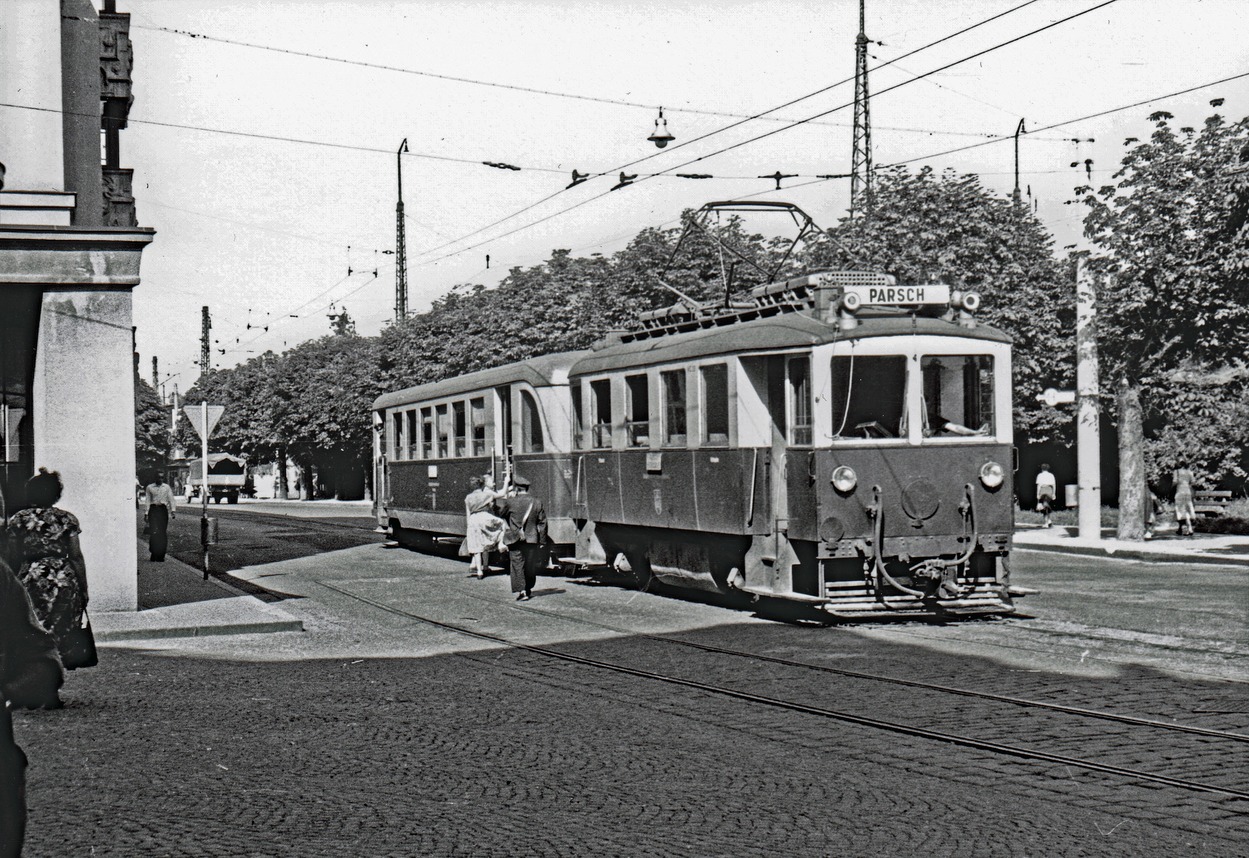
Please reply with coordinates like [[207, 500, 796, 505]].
[[501, 598, 1249, 744], [315, 578, 1249, 803]]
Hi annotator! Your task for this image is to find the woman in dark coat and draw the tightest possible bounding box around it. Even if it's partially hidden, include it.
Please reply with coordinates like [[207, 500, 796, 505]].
[[1, 557, 64, 857], [5, 469, 89, 663]]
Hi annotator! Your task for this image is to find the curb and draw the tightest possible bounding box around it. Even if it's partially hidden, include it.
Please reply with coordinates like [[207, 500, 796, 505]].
[[1015, 540, 1249, 568], [95, 616, 305, 642]]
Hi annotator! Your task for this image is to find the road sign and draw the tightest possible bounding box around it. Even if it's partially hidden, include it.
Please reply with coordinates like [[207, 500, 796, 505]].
[[183, 404, 225, 440], [1038, 388, 1076, 407]]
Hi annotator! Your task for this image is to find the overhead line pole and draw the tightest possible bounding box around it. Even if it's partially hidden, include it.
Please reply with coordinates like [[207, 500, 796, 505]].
[[395, 138, 409, 322], [850, 0, 872, 218]]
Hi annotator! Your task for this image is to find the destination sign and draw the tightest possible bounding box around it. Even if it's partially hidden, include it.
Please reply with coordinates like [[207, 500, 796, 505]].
[[845, 284, 951, 306]]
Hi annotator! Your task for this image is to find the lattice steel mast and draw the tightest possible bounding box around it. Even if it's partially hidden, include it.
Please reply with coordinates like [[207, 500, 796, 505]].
[[850, 0, 872, 217], [394, 138, 409, 321]]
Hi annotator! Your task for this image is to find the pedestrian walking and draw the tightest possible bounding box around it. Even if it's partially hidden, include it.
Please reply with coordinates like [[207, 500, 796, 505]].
[[4, 469, 91, 666], [1035, 463, 1057, 528], [0, 557, 65, 858], [492, 475, 547, 601], [1174, 464, 1196, 537], [144, 471, 177, 561], [463, 473, 506, 579]]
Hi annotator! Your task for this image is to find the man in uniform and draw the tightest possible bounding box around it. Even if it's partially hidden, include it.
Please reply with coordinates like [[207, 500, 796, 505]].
[[493, 475, 547, 602]]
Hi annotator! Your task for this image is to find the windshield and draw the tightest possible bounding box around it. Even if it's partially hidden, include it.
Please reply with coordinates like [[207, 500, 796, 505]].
[[829, 355, 907, 439], [920, 354, 994, 439]]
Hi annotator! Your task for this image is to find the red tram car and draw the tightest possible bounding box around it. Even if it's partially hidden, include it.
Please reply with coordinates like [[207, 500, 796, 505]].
[[373, 267, 1020, 618]]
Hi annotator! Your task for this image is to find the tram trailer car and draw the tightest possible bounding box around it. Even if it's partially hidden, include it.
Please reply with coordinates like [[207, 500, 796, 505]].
[[374, 270, 1020, 617]]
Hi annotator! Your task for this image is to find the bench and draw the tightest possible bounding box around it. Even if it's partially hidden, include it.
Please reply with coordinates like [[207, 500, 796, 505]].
[[1194, 490, 1234, 517]]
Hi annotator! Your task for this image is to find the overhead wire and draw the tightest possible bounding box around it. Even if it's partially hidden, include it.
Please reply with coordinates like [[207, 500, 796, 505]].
[[131, 18, 1063, 140], [410, 0, 1122, 267], [406, 0, 1052, 260]]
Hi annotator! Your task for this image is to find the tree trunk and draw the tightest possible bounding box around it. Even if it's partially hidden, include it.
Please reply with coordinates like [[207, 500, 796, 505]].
[[1116, 376, 1147, 540], [276, 446, 289, 500]]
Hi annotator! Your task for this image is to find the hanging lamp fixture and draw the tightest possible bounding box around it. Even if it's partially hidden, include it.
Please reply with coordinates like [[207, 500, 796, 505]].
[[647, 107, 675, 148]]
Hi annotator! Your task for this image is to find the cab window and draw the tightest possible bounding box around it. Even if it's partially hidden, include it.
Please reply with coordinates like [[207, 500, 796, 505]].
[[921, 355, 994, 438], [829, 355, 907, 439]]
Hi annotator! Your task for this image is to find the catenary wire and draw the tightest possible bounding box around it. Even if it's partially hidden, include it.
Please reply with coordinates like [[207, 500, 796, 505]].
[[410, 0, 1122, 266]]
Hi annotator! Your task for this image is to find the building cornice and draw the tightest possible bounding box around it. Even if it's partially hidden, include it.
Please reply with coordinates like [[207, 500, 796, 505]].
[[0, 224, 155, 288]]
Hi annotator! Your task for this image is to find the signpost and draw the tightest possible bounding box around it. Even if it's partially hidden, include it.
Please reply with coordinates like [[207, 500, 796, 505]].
[[184, 402, 225, 579]]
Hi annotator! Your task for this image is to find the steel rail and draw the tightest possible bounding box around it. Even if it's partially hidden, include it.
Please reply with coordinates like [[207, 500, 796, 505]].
[[508, 601, 1249, 744], [315, 580, 1249, 801]]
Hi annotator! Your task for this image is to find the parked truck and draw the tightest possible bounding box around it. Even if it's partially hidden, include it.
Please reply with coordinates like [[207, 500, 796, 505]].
[[186, 453, 247, 504]]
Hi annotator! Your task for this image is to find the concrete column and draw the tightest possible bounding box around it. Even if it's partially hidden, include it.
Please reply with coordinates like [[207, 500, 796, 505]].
[[0, 0, 66, 191], [32, 289, 138, 611], [1075, 259, 1102, 540]]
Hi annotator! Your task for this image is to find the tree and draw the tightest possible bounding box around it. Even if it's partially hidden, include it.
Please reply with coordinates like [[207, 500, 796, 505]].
[[1080, 107, 1249, 539], [134, 378, 171, 473], [810, 166, 1077, 443]]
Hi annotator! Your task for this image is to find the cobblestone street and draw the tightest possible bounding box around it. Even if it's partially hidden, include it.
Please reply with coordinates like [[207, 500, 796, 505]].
[[13, 514, 1249, 856]]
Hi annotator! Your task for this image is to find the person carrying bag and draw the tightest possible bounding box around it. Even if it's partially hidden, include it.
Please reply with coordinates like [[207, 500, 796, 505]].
[[492, 475, 548, 602]]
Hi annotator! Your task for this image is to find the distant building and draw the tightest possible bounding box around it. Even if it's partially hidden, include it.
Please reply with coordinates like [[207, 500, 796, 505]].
[[0, 0, 154, 610]]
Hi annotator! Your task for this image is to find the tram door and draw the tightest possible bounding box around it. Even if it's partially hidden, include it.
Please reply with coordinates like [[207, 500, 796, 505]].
[[743, 353, 820, 596], [495, 385, 513, 483]]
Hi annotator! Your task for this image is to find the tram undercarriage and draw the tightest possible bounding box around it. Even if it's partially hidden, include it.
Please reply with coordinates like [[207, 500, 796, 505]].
[[574, 520, 1015, 618]]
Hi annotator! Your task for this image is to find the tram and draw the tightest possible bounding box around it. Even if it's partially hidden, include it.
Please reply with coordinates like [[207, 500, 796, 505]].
[[373, 206, 1020, 617]]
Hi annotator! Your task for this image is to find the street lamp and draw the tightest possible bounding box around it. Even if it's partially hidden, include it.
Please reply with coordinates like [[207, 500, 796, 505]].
[[647, 107, 675, 148]]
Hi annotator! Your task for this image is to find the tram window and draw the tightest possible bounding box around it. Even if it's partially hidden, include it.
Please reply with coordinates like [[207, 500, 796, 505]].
[[625, 374, 649, 447], [661, 369, 687, 446], [420, 407, 434, 458], [829, 355, 907, 439], [571, 385, 584, 450], [453, 401, 467, 457], [701, 364, 729, 445], [590, 379, 612, 449], [405, 410, 419, 459], [788, 357, 812, 446], [520, 390, 544, 453], [470, 397, 487, 456], [390, 412, 402, 460], [920, 355, 994, 438], [435, 404, 450, 458]]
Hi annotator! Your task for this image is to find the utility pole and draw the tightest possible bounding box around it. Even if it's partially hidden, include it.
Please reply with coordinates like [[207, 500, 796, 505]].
[[200, 306, 211, 378], [850, 0, 872, 218], [395, 138, 409, 322], [1013, 118, 1027, 203], [151, 355, 158, 391], [1076, 258, 1102, 540]]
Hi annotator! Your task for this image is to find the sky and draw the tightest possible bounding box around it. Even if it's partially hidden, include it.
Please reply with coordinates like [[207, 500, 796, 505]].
[[109, 0, 1249, 394]]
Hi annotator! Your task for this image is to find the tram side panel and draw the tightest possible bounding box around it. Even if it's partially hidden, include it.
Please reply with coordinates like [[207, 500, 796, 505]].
[[577, 447, 768, 588]]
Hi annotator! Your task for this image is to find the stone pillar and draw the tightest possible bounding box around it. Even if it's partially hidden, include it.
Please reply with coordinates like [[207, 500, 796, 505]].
[[61, 0, 103, 227], [0, 0, 65, 191], [32, 288, 138, 611]]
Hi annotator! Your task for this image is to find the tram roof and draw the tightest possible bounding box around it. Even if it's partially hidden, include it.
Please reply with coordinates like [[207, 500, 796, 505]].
[[373, 349, 589, 410], [569, 311, 1011, 377]]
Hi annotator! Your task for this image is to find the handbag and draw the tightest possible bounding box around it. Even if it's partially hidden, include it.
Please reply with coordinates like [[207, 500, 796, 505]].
[[61, 610, 98, 670]]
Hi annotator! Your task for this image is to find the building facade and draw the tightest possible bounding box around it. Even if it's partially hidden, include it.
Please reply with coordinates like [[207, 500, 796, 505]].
[[0, 0, 154, 610]]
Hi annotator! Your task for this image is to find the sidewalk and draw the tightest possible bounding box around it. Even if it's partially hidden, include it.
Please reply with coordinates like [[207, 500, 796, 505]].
[[90, 542, 304, 641], [1014, 524, 1249, 567]]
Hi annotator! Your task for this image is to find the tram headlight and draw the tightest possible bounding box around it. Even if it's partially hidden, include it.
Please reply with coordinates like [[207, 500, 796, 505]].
[[842, 291, 862, 311], [831, 465, 858, 493], [979, 461, 1005, 489], [962, 291, 982, 312]]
